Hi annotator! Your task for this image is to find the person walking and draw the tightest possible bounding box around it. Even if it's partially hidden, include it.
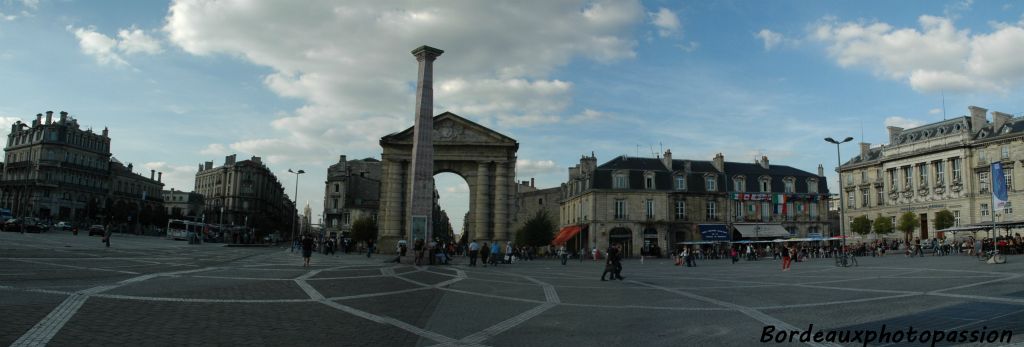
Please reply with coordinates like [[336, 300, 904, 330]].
[[601, 244, 620, 281], [366, 239, 375, 258], [558, 245, 568, 265], [301, 234, 314, 267], [481, 242, 490, 267], [781, 244, 791, 271], [468, 240, 480, 266], [505, 242, 514, 264], [686, 247, 697, 267], [730, 247, 739, 264], [102, 224, 112, 248]]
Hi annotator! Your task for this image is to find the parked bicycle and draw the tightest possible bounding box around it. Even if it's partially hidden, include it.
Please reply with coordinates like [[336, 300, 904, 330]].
[[835, 251, 858, 267]]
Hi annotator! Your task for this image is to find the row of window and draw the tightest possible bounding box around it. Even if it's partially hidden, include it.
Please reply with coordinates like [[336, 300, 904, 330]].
[[607, 199, 820, 222], [7, 129, 108, 152], [611, 173, 818, 194]]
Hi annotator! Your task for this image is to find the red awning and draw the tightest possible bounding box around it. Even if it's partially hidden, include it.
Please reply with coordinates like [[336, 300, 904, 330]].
[[552, 225, 582, 245]]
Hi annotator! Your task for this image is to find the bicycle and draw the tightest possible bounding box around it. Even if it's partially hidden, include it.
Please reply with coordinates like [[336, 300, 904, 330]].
[[834, 251, 858, 267], [978, 250, 1006, 264]]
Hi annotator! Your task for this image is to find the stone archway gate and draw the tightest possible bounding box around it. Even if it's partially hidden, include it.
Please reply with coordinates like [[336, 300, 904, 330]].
[[379, 112, 518, 252]]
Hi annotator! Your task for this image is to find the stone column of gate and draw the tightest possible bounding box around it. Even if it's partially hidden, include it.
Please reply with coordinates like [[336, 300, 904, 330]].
[[379, 159, 405, 253], [475, 161, 491, 242], [493, 161, 509, 242]]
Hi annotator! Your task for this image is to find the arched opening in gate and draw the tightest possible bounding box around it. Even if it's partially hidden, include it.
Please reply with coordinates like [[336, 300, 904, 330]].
[[609, 227, 633, 258], [433, 171, 467, 244]]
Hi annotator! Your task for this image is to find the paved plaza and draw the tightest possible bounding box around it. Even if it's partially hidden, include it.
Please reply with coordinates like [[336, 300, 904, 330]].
[[2, 232, 1023, 346]]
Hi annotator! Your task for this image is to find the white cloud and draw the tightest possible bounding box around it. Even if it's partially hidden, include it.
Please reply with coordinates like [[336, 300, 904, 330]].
[[142, 162, 196, 191], [19, 0, 39, 10], [68, 25, 163, 66], [884, 116, 926, 129], [199, 143, 228, 156], [69, 25, 127, 66], [929, 108, 942, 115], [566, 109, 606, 124], [756, 29, 783, 50], [0, 11, 17, 21], [163, 0, 645, 164], [0, 116, 22, 128], [117, 27, 163, 54], [650, 8, 680, 37], [516, 159, 560, 177], [810, 15, 1024, 93]]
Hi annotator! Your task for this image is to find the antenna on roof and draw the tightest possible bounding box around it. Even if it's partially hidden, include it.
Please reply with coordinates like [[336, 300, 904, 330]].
[[650, 145, 657, 158], [636, 144, 640, 157], [860, 120, 864, 144]]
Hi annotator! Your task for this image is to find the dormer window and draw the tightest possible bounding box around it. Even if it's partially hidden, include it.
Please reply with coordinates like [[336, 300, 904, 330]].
[[807, 178, 818, 193], [614, 173, 628, 189], [733, 176, 745, 193], [784, 178, 794, 193], [675, 175, 687, 190], [760, 177, 771, 192], [644, 171, 655, 190], [705, 176, 717, 192]]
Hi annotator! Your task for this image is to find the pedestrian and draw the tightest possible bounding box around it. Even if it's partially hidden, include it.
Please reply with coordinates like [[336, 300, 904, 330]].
[[781, 244, 791, 271], [468, 240, 480, 266], [301, 234, 314, 267], [601, 244, 619, 281], [366, 239, 375, 258], [558, 244, 568, 265], [102, 224, 112, 248], [481, 242, 490, 267], [505, 242, 514, 264], [490, 242, 500, 266], [686, 247, 697, 267], [730, 247, 738, 264]]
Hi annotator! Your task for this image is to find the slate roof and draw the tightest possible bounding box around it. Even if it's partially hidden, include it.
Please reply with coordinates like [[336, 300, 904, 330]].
[[590, 155, 827, 194]]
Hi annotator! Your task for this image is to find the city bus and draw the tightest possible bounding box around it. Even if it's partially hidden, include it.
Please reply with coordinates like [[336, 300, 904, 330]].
[[166, 219, 205, 241]]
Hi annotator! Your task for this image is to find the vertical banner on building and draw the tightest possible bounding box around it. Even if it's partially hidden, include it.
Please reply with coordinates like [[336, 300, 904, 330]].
[[992, 162, 1009, 210]]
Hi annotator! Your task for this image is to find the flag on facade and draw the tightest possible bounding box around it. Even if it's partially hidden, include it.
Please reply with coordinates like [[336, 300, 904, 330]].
[[992, 162, 1009, 210]]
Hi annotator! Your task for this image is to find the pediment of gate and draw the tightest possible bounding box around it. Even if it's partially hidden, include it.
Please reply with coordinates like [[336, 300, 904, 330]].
[[380, 112, 517, 147]]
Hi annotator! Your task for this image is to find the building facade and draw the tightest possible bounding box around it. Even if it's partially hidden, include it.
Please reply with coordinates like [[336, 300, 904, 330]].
[[162, 189, 205, 219], [322, 155, 381, 237], [194, 154, 291, 238], [559, 151, 830, 257], [0, 111, 164, 226], [840, 106, 1021, 241], [512, 179, 562, 241]]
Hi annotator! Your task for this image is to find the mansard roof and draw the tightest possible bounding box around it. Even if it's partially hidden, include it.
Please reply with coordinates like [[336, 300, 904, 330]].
[[589, 155, 826, 194]]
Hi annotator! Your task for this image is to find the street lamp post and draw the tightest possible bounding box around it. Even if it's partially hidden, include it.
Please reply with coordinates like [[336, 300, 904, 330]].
[[288, 169, 305, 242], [825, 136, 854, 253]]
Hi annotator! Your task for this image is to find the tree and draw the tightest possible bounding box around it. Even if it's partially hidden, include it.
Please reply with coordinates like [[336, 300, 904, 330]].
[[850, 215, 872, 236], [515, 210, 555, 247], [897, 212, 920, 241], [933, 209, 955, 232], [350, 216, 378, 243], [873, 214, 894, 237]]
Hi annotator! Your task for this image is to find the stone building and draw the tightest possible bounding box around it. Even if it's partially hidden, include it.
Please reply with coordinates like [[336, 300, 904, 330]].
[[0, 110, 164, 226], [322, 155, 381, 237], [511, 178, 562, 243], [194, 154, 291, 238], [840, 106, 1023, 241], [558, 151, 830, 257], [162, 188, 205, 219]]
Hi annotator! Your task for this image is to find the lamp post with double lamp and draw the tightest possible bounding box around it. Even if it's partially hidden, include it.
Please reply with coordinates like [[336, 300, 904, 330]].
[[825, 136, 854, 253], [288, 169, 305, 242]]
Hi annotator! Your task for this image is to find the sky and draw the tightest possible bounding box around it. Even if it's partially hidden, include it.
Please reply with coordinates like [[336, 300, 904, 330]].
[[2, 0, 1024, 234]]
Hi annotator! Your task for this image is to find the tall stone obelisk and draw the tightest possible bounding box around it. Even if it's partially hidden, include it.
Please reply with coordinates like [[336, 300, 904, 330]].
[[407, 45, 443, 244]]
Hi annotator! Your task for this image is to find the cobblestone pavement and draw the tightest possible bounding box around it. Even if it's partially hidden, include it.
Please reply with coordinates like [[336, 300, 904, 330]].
[[3, 232, 1024, 346]]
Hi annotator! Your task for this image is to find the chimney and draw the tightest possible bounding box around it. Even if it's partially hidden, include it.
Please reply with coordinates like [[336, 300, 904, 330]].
[[662, 149, 673, 170], [102, 127, 108, 137], [860, 142, 870, 160], [251, 156, 261, 164], [34, 113, 42, 127], [684, 160, 692, 173], [887, 126, 903, 144], [992, 111, 1013, 132], [150, 170, 155, 180], [158, 172, 162, 183], [818, 164, 825, 177], [712, 153, 725, 172], [128, 163, 133, 172], [45, 111, 52, 124], [531, 178, 535, 187], [225, 154, 236, 166], [339, 155, 347, 163], [969, 106, 988, 132], [759, 155, 770, 169], [205, 161, 213, 170], [59, 111, 67, 123]]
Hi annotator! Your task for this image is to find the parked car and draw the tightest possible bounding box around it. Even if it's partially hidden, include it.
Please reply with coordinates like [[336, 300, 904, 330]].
[[88, 225, 106, 236], [56, 221, 72, 231], [3, 218, 44, 232]]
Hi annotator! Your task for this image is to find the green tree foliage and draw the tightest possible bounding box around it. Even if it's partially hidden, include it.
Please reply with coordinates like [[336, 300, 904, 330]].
[[850, 215, 872, 235], [897, 212, 920, 240], [514, 210, 555, 247], [873, 214, 894, 236], [350, 217, 378, 243], [933, 209, 955, 232]]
